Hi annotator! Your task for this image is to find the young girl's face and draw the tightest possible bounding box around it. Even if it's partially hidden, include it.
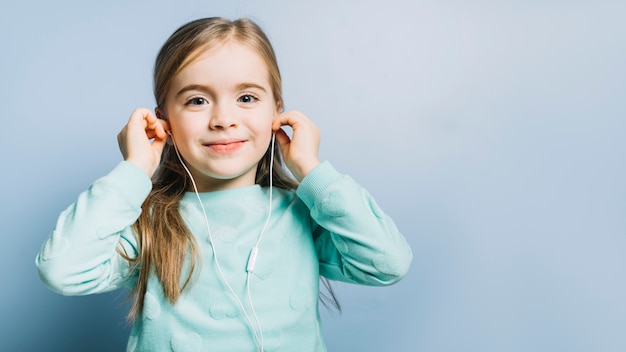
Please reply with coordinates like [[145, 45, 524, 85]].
[[162, 40, 278, 192]]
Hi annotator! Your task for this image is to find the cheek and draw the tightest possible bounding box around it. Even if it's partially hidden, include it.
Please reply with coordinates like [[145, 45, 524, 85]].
[[251, 120, 274, 156], [169, 112, 203, 137], [251, 108, 275, 136], [255, 126, 273, 150]]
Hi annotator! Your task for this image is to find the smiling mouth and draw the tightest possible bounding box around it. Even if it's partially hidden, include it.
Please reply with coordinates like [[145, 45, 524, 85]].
[[205, 140, 245, 153]]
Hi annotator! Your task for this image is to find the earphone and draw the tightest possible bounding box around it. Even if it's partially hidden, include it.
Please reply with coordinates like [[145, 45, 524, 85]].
[[167, 129, 274, 352]]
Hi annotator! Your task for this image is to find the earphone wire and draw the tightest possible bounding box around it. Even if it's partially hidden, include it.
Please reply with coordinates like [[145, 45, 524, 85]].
[[245, 132, 275, 350], [168, 131, 275, 352]]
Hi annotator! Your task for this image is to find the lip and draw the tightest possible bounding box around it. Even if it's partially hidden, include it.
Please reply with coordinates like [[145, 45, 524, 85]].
[[205, 138, 246, 145], [203, 138, 246, 153]]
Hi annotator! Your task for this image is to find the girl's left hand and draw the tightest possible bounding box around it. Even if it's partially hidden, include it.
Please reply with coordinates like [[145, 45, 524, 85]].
[[272, 110, 320, 181]]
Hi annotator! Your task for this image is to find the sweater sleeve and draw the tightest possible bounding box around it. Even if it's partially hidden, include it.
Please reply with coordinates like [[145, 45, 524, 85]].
[[296, 161, 412, 286], [35, 161, 152, 296]]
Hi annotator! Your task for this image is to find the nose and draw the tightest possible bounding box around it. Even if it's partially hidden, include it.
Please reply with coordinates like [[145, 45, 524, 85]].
[[209, 102, 237, 130]]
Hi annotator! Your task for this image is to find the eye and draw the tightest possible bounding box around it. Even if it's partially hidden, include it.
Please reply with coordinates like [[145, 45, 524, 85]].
[[186, 96, 208, 105], [238, 94, 258, 104]]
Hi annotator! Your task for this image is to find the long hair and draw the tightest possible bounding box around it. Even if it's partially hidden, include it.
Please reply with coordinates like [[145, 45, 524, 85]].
[[121, 17, 339, 321]]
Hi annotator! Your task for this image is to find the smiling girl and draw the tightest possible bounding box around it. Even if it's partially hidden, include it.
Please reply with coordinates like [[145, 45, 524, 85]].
[[36, 17, 412, 352]]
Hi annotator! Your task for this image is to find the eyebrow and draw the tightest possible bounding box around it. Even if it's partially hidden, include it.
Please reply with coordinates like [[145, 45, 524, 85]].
[[175, 84, 212, 98], [235, 82, 268, 93], [175, 82, 268, 98]]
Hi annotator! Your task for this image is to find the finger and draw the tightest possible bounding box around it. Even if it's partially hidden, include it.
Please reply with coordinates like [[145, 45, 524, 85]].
[[273, 128, 291, 149], [143, 111, 160, 131], [126, 109, 154, 140], [145, 129, 159, 140], [151, 134, 168, 155], [129, 108, 154, 125], [272, 116, 285, 131], [159, 119, 171, 134], [150, 119, 169, 140], [133, 109, 167, 140], [272, 110, 303, 130]]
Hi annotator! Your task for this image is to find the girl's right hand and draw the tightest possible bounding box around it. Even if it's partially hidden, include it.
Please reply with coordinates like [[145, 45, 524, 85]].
[[117, 108, 170, 177]]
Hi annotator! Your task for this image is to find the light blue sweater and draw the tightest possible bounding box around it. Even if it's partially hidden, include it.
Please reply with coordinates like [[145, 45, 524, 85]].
[[36, 161, 412, 351]]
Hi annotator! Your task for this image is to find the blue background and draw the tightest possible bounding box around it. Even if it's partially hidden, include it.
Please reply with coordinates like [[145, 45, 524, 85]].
[[1, 0, 625, 351]]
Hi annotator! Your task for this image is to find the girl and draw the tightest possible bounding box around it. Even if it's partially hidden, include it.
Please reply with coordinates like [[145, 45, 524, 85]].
[[36, 17, 412, 352]]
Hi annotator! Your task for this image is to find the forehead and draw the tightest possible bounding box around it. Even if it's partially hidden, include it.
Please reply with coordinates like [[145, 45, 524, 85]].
[[172, 40, 271, 90]]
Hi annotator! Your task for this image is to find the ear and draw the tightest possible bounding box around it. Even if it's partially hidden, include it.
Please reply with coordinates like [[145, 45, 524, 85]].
[[155, 106, 166, 120], [155, 106, 173, 145]]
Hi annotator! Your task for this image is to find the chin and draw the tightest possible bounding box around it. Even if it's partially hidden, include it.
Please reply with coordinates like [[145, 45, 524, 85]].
[[207, 166, 257, 182]]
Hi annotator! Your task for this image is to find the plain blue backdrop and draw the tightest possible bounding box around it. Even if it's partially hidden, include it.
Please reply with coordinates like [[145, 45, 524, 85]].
[[2, 0, 625, 351]]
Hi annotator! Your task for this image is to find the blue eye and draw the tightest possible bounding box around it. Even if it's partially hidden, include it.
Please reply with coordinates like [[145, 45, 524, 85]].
[[187, 97, 207, 105], [238, 94, 257, 103]]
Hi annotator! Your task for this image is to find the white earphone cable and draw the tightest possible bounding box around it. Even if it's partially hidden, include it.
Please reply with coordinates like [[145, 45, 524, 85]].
[[245, 132, 275, 350]]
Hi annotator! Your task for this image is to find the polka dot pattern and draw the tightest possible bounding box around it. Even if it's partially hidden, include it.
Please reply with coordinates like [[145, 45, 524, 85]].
[[170, 332, 202, 352], [372, 252, 399, 276], [319, 192, 347, 218], [88, 179, 108, 197], [38, 161, 404, 351], [209, 300, 240, 319]]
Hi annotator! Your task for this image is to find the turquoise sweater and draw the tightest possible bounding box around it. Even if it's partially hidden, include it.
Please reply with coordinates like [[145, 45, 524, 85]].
[[36, 161, 412, 351]]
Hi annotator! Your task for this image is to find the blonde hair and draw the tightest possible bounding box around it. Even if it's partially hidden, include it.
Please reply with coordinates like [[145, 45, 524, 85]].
[[122, 17, 338, 321]]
